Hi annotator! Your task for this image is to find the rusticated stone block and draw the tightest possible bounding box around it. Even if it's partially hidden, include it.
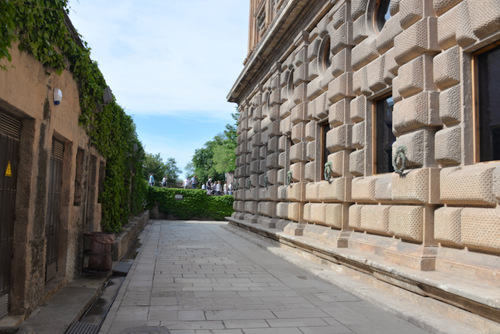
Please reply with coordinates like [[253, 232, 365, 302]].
[[389, 205, 423, 242], [435, 126, 461, 167], [353, 67, 370, 96], [245, 201, 258, 214], [367, 56, 388, 94], [399, 0, 423, 29], [351, 0, 366, 21], [305, 121, 316, 141], [393, 91, 441, 135], [250, 160, 260, 174], [325, 203, 344, 229], [305, 181, 320, 201], [456, 2, 476, 47], [353, 14, 368, 44], [305, 161, 316, 182], [331, 22, 352, 54], [377, 13, 403, 54], [441, 165, 498, 205], [268, 119, 280, 136], [352, 38, 378, 72], [394, 18, 440, 65], [352, 176, 376, 202], [276, 202, 289, 219], [307, 69, 320, 94], [462, 207, 500, 252], [309, 203, 326, 224], [350, 95, 366, 123], [291, 103, 306, 125], [267, 169, 278, 185], [290, 142, 307, 163], [437, 4, 459, 50], [434, 206, 462, 246], [374, 174, 393, 201], [268, 136, 279, 152], [349, 149, 365, 177], [392, 129, 428, 169], [348, 204, 363, 229], [291, 122, 305, 143], [261, 117, 271, 132], [278, 135, 288, 152], [281, 115, 292, 135], [326, 124, 352, 153], [288, 202, 301, 221], [434, 46, 460, 90], [278, 152, 286, 169], [331, 48, 347, 79], [287, 180, 305, 202], [439, 85, 461, 125], [361, 205, 391, 235], [318, 178, 349, 202], [327, 73, 354, 103], [397, 56, 425, 99], [333, 4, 346, 28], [329, 150, 348, 177], [434, 0, 462, 16], [306, 141, 316, 161], [316, 92, 330, 121], [329, 100, 346, 127], [277, 169, 285, 186], [383, 49, 398, 82], [289, 162, 304, 182], [266, 152, 280, 169], [258, 201, 276, 218], [392, 167, 431, 203], [352, 121, 365, 149], [303, 202, 312, 221], [251, 147, 260, 160], [467, 0, 500, 39]]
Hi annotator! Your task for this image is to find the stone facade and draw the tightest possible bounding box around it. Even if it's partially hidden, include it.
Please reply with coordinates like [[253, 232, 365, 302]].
[[0, 43, 104, 319], [228, 0, 500, 323]]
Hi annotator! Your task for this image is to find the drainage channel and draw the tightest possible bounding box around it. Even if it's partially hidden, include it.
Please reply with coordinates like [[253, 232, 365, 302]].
[[65, 241, 140, 334]]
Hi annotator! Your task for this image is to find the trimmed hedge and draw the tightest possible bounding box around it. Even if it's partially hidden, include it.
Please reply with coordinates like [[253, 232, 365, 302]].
[[146, 187, 234, 221]]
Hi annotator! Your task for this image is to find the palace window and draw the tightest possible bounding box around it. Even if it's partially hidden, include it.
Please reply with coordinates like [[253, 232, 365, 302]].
[[319, 35, 331, 73], [320, 122, 330, 180], [476, 45, 500, 162], [373, 95, 395, 173], [370, 0, 391, 33]]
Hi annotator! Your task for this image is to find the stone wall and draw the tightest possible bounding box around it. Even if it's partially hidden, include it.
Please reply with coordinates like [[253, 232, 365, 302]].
[[0, 44, 104, 318], [228, 0, 500, 317]]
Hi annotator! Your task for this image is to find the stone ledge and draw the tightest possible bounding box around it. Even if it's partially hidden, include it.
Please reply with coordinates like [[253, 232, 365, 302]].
[[226, 215, 500, 328], [112, 210, 149, 261]]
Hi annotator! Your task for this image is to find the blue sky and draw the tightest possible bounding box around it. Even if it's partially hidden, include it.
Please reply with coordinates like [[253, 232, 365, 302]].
[[68, 0, 248, 176]]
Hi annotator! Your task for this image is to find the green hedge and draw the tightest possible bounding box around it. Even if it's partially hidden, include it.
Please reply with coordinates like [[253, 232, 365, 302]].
[[146, 187, 234, 221]]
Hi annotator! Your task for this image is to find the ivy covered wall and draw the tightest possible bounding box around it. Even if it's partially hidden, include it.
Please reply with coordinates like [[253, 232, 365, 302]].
[[0, 0, 147, 232]]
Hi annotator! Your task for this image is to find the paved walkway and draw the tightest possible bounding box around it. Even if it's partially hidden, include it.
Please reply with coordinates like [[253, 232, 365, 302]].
[[99, 220, 433, 334]]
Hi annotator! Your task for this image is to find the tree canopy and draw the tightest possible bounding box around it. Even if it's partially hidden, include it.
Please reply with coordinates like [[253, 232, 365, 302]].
[[143, 153, 181, 187], [189, 111, 238, 185]]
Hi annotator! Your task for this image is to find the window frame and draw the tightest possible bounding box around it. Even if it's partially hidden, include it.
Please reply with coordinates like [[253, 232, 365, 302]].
[[372, 94, 395, 174], [472, 42, 500, 163]]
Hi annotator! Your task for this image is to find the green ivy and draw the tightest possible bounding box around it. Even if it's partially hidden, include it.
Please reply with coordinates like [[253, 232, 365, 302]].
[[0, 0, 146, 232], [146, 188, 234, 221]]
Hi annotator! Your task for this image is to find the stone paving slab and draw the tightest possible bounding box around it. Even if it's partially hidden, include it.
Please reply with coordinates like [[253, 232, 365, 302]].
[[99, 220, 487, 334]]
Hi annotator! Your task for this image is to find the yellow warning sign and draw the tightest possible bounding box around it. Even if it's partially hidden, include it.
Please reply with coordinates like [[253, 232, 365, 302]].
[[5, 161, 12, 177]]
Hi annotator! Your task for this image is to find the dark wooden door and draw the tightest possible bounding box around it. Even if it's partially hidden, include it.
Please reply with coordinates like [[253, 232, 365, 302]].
[[45, 138, 64, 282], [0, 112, 21, 318]]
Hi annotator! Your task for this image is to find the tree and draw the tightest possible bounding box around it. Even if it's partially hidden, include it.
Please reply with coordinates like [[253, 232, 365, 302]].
[[142, 153, 167, 186], [190, 110, 239, 185], [164, 157, 181, 187]]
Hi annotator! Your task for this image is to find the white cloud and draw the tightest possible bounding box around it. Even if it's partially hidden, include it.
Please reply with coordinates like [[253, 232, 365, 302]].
[[68, 0, 248, 117]]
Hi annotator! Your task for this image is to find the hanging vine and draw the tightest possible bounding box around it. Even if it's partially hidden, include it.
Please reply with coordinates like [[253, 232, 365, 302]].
[[0, 0, 146, 232]]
